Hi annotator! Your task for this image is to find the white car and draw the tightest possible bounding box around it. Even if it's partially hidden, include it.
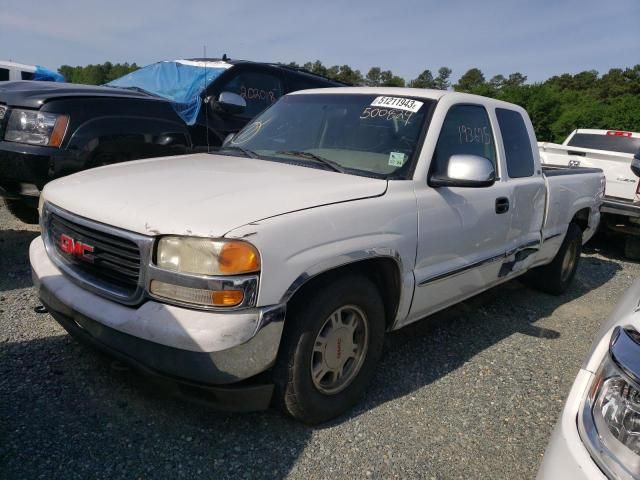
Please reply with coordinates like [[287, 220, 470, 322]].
[[538, 280, 640, 479], [539, 129, 640, 256], [30, 87, 605, 423], [0, 60, 64, 82]]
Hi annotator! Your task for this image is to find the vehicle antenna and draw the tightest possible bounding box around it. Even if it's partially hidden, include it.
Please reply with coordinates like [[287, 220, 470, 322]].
[[204, 45, 210, 153]]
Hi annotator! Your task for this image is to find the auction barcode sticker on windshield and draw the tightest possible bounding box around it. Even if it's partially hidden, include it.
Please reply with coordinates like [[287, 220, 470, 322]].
[[370, 96, 423, 113]]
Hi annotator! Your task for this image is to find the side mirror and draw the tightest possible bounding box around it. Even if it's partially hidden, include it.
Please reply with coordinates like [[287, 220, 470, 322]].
[[631, 153, 640, 177], [429, 154, 496, 188], [212, 91, 246, 115]]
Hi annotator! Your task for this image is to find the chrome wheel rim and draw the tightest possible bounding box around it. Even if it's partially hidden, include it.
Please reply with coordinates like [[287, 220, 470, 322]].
[[561, 241, 578, 282], [310, 305, 369, 395]]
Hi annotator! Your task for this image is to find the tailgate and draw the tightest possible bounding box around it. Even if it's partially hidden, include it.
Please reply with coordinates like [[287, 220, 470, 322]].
[[539, 142, 638, 201]]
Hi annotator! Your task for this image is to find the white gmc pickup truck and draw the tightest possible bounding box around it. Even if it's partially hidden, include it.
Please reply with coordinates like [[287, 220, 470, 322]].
[[30, 87, 605, 423], [539, 129, 640, 256]]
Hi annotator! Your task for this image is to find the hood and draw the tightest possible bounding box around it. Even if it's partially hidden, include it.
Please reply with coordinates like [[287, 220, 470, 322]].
[[0, 81, 164, 109], [43, 153, 388, 237]]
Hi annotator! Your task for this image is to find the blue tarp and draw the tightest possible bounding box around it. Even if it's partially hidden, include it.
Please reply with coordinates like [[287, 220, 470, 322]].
[[34, 65, 65, 82], [106, 60, 229, 125]]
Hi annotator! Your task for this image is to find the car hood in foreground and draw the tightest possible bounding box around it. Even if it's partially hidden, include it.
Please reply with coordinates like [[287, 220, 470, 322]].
[[43, 153, 388, 237]]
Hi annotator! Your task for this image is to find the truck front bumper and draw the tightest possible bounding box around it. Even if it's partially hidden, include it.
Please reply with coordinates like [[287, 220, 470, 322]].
[[537, 369, 605, 480], [601, 196, 640, 219], [0, 141, 77, 203], [30, 237, 286, 411]]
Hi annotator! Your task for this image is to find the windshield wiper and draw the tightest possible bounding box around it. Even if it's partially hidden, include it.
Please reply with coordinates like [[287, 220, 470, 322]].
[[275, 150, 345, 173], [219, 145, 260, 159]]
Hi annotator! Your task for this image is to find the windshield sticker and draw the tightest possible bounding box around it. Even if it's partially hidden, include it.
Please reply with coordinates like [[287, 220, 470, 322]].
[[360, 107, 414, 126], [388, 152, 406, 167], [371, 96, 423, 113]]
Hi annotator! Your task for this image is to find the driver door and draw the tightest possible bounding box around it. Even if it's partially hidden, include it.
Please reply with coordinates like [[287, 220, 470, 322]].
[[409, 104, 513, 321]]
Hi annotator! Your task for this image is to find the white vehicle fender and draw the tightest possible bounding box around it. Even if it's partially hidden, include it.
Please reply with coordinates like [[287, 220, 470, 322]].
[[224, 181, 418, 327]]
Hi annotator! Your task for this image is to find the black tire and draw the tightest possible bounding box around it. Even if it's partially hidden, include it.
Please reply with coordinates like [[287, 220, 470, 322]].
[[3, 198, 39, 224], [624, 236, 640, 261], [273, 274, 385, 424], [523, 223, 582, 295]]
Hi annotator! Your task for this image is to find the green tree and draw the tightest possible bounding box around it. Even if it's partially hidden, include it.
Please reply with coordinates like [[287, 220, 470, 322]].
[[380, 70, 405, 87], [454, 68, 485, 92], [365, 67, 382, 86], [433, 67, 452, 90], [409, 69, 434, 89]]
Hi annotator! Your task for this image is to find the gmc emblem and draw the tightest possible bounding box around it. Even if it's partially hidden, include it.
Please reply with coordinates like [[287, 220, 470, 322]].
[[59, 233, 95, 263]]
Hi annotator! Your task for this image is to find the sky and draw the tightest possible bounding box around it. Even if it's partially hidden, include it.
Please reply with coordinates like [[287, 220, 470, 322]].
[[1, 0, 638, 83]]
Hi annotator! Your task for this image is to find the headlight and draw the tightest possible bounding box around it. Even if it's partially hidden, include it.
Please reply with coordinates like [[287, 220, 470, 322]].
[[149, 237, 260, 308], [5, 109, 69, 147], [579, 327, 640, 479], [156, 236, 260, 276]]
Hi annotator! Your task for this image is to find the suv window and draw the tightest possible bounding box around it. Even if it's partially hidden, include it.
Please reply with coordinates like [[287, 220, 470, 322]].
[[21, 71, 35, 80], [220, 72, 283, 118], [0, 68, 9, 81], [496, 108, 535, 178], [432, 104, 496, 175]]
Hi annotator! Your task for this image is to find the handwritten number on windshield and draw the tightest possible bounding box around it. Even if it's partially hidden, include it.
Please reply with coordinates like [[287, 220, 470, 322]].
[[360, 108, 413, 126]]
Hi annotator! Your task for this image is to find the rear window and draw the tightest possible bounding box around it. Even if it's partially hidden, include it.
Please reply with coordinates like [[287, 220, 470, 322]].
[[0, 68, 8, 81], [567, 133, 640, 154], [496, 108, 535, 178]]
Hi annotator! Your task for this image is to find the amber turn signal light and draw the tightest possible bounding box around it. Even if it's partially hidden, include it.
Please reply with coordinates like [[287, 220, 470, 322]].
[[211, 289, 244, 306], [218, 241, 260, 274]]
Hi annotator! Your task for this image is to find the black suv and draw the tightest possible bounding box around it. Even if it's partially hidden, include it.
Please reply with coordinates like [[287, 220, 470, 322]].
[[0, 58, 345, 222]]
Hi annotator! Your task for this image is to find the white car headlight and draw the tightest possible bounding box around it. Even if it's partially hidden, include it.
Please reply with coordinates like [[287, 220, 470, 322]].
[[5, 109, 69, 147], [150, 236, 261, 308], [156, 236, 260, 276], [579, 327, 640, 479]]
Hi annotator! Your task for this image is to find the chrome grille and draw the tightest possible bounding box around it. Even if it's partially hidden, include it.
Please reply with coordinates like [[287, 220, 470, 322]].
[[43, 203, 152, 305]]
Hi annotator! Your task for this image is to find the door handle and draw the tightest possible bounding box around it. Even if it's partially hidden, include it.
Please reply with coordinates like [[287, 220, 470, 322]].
[[495, 197, 509, 214]]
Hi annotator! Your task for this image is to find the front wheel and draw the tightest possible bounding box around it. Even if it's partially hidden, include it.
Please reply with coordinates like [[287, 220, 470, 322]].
[[523, 223, 582, 295], [273, 275, 385, 424]]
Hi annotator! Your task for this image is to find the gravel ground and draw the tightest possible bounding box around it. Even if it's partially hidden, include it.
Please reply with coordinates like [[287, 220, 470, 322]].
[[1, 201, 638, 479]]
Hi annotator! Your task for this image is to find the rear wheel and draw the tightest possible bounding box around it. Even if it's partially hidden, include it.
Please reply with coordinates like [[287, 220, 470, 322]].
[[523, 223, 582, 295], [3, 198, 39, 224], [273, 275, 385, 424]]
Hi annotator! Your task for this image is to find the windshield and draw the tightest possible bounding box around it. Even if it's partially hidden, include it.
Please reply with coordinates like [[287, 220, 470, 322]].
[[106, 60, 230, 124], [223, 93, 434, 178], [567, 132, 640, 155]]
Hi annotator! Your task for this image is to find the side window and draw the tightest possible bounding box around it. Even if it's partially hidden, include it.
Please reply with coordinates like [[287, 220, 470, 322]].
[[496, 108, 535, 178], [220, 72, 283, 117], [432, 104, 496, 176], [0, 68, 9, 81], [21, 71, 35, 80]]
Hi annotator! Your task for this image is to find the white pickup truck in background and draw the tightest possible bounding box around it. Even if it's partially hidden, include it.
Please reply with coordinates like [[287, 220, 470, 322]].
[[539, 129, 640, 257], [30, 87, 605, 423]]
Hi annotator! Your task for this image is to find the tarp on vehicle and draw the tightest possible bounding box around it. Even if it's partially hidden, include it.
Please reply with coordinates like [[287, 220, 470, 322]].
[[33, 66, 65, 82], [106, 60, 231, 125]]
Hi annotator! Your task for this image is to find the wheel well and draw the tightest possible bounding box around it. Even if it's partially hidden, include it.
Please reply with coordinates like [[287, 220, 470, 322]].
[[572, 208, 591, 231], [287, 258, 402, 330]]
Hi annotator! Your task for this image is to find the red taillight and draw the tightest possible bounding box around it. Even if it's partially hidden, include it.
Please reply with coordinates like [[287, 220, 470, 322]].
[[607, 130, 632, 137]]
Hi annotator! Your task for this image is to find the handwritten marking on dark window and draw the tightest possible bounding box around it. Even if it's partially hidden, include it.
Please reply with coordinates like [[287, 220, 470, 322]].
[[458, 125, 491, 145]]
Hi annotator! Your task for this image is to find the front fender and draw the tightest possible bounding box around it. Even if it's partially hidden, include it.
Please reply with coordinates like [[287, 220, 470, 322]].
[[224, 182, 418, 326]]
